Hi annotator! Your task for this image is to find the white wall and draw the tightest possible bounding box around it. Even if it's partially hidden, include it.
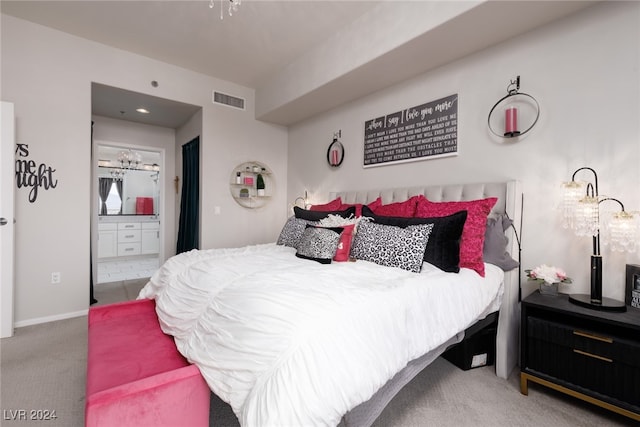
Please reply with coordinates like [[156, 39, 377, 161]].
[[2, 14, 288, 325], [288, 2, 640, 302]]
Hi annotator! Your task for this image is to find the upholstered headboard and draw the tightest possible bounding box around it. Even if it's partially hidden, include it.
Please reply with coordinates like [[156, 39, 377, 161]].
[[331, 181, 523, 380], [331, 182, 510, 218]]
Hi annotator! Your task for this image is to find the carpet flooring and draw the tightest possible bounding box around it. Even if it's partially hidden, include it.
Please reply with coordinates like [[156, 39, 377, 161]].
[[0, 280, 635, 427]]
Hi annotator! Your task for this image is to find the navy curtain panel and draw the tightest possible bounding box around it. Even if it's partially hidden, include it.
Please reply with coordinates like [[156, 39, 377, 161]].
[[90, 121, 97, 305], [176, 137, 200, 254]]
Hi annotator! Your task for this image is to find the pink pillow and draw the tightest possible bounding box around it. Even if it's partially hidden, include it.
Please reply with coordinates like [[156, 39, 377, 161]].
[[334, 224, 356, 262], [415, 196, 497, 277], [371, 195, 420, 218], [341, 197, 383, 217], [310, 197, 342, 211]]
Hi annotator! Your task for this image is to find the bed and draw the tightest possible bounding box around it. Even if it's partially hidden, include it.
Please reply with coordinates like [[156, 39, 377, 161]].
[[138, 181, 523, 427]]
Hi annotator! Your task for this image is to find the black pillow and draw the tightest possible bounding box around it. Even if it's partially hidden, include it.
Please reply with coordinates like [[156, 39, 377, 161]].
[[294, 206, 356, 221], [361, 206, 467, 273]]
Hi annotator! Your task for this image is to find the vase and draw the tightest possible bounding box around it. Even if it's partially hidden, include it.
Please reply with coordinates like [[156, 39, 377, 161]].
[[539, 282, 558, 296]]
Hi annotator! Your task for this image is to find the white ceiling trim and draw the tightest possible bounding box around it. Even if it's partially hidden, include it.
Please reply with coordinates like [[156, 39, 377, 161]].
[[3, 0, 597, 127], [255, 1, 597, 126]]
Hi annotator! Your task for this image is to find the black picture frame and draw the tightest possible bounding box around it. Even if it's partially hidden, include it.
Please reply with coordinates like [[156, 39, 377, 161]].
[[625, 264, 640, 309]]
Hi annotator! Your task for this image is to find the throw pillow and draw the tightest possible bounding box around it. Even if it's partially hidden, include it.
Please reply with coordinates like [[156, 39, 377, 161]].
[[415, 196, 497, 277], [340, 197, 383, 217], [317, 214, 360, 262], [277, 216, 313, 249], [294, 206, 356, 221], [309, 197, 343, 211], [295, 225, 343, 264], [350, 221, 434, 273], [361, 206, 467, 273], [332, 224, 355, 262], [484, 214, 519, 271], [370, 195, 420, 218]]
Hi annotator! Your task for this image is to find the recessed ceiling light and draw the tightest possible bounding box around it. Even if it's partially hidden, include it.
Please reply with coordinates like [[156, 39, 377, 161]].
[[136, 108, 150, 114]]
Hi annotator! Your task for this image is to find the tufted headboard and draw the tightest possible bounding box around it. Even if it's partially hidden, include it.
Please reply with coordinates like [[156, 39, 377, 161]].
[[331, 182, 511, 218], [331, 181, 523, 380]]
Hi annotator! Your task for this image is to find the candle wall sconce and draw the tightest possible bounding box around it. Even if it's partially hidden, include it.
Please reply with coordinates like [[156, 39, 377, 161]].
[[488, 76, 540, 138], [327, 130, 344, 167]]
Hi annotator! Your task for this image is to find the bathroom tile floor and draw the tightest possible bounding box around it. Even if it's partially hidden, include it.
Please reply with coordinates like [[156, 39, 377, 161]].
[[97, 256, 159, 284]]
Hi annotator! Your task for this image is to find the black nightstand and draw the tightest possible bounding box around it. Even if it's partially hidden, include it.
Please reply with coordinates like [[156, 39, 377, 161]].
[[520, 291, 640, 422]]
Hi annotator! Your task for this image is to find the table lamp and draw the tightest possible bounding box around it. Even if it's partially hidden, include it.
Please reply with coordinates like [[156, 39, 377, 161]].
[[561, 167, 636, 312]]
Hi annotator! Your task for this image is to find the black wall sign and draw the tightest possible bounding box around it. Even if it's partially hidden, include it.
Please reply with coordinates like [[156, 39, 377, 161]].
[[363, 94, 458, 167], [15, 143, 58, 203]]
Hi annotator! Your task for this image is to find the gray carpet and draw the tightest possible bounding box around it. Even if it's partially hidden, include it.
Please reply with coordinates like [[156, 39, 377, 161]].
[[0, 280, 635, 427]]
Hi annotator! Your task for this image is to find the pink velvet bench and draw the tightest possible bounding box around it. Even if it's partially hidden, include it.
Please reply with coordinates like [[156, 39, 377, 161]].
[[86, 299, 210, 427]]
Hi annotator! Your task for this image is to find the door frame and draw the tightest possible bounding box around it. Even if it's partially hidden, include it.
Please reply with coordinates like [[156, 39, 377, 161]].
[[1, 101, 15, 338], [91, 140, 165, 287]]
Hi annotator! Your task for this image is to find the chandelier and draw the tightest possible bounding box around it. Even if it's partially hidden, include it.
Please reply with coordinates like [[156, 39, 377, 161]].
[[110, 169, 126, 181], [117, 149, 142, 170], [108, 149, 142, 180], [210, 0, 241, 19]]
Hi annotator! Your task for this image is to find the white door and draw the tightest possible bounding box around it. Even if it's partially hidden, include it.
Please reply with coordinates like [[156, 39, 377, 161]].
[[1, 102, 15, 338]]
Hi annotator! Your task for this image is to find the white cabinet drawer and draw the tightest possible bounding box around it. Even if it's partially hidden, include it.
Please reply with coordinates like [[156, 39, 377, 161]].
[[118, 222, 141, 230], [98, 223, 117, 231], [118, 243, 141, 256], [142, 221, 160, 230], [118, 230, 141, 243]]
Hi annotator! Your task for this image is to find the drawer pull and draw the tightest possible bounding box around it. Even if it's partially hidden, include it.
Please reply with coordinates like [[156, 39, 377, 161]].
[[573, 349, 612, 363], [573, 330, 613, 343], [125, 235, 135, 238]]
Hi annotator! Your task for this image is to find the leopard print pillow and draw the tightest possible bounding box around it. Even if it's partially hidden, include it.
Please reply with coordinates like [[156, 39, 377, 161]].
[[277, 216, 314, 249], [350, 221, 434, 273], [295, 226, 343, 264]]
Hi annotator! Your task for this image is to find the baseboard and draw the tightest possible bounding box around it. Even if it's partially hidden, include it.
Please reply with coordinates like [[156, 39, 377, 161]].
[[14, 309, 88, 328]]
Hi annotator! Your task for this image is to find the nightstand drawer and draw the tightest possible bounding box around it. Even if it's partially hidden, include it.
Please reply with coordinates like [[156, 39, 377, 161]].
[[521, 292, 640, 421], [528, 317, 640, 367], [527, 316, 640, 406]]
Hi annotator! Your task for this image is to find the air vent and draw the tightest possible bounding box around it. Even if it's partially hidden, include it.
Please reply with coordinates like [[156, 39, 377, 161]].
[[212, 91, 245, 110]]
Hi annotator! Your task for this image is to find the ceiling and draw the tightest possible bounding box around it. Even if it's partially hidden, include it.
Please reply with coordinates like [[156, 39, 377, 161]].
[[2, 1, 381, 89], [91, 83, 202, 128], [2, 1, 597, 128]]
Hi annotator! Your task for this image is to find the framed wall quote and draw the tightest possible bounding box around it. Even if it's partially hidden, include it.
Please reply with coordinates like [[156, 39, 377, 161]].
[[363, 94, 458, 168]]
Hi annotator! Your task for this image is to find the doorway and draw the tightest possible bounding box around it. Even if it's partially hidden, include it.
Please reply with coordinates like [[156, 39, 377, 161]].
[[94, 144, 163, 284], [90, 83, 202, 305]]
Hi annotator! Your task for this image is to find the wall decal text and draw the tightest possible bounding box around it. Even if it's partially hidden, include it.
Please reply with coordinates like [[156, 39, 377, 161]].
[[15, 144, 58, 203]]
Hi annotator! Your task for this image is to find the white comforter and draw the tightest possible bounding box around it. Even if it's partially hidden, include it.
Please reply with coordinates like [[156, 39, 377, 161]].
[[139, 243, 503, 427]]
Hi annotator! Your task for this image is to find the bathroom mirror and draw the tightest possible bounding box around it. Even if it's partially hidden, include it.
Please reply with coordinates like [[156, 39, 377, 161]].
[[97, 145, 161, 216]]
